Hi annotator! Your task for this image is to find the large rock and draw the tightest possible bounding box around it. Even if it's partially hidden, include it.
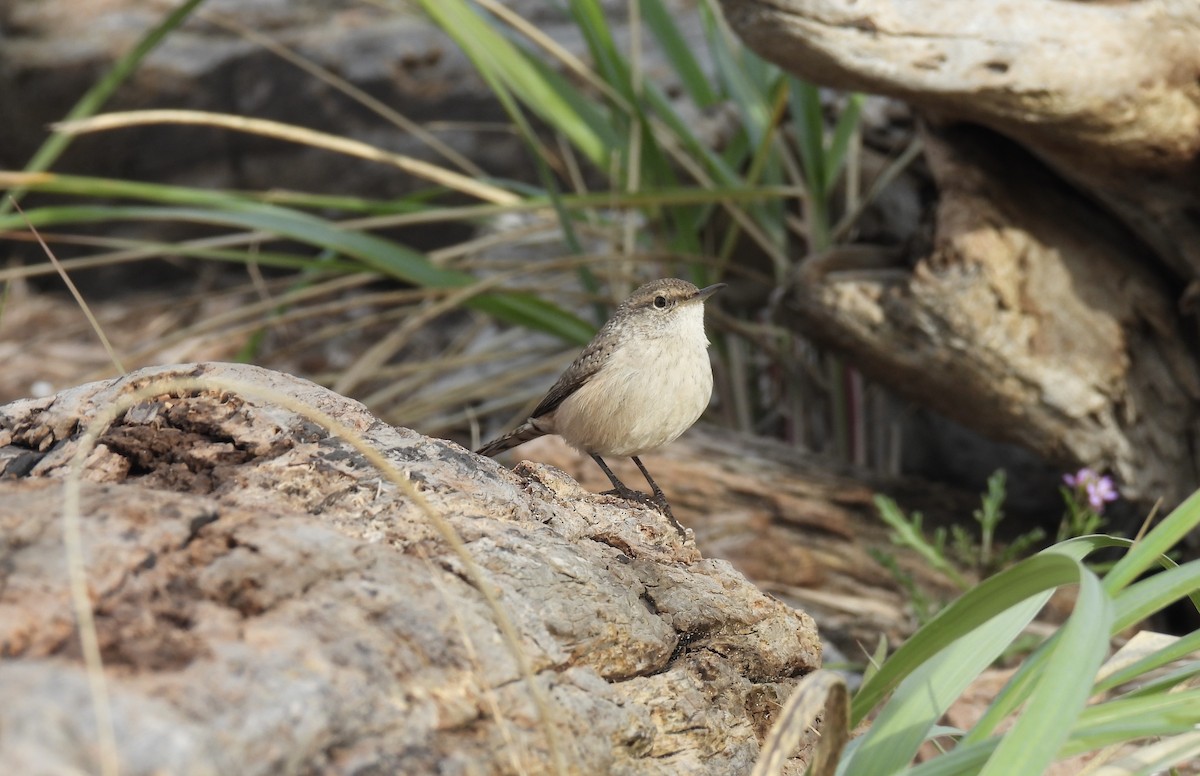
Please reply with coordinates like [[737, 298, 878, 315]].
[[0, 362, 820, 775]]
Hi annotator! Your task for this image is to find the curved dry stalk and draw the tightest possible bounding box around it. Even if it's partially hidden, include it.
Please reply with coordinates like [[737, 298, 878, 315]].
[[52, 110, 520, 205], [61, 376, 574, 776], [12, 199, 126, 375], [423, 551, 531, 776], [750, 669, 850, 776]]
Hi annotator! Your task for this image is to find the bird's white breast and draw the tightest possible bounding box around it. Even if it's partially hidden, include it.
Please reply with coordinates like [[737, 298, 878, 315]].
[[551, 303, 713, 457]]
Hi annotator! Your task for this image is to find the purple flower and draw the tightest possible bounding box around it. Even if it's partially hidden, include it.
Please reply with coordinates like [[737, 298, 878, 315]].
[[1063, 468, 1119, 512]]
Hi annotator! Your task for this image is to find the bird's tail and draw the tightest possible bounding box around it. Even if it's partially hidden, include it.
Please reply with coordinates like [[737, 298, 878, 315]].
[[476, 421, 546, 457]]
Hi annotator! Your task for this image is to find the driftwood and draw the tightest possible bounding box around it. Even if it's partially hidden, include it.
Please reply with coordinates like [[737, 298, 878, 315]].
[[0, 363, 821, 775], [719, 0, 1200, 506], [719, 0, 1200, 278]]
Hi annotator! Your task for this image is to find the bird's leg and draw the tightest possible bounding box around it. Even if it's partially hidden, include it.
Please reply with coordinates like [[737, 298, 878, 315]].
[[591, 454, 647, 502], [591, 455, 685, 536], [631, 456, 685, 537]]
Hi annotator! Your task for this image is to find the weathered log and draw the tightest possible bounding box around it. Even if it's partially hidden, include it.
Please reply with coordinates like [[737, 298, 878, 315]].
[[783, 125, 1200, 506], [719, 0, 1200, 280], [0, 363, 820, 775], [718, 0, 1200, 506]]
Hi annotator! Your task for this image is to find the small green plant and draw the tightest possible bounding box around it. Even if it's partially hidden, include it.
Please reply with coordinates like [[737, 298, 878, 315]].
[[875, 470, 1049, 601], [868, 547, 939, 624], [971, 468, 1006, 567], [875, 495, 969, 592]]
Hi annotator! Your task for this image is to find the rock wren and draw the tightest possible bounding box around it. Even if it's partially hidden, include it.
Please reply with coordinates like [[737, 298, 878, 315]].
[[477, 278, 724, 535]]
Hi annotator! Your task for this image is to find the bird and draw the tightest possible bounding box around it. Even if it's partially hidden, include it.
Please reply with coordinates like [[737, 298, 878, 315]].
[[476, 278, 724, 535]]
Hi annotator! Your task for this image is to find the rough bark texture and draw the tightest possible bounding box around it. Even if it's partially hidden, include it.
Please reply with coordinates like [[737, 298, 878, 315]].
[[719, 0, 1200, 279], [0, 363, 821, 775], [785, 125, 1200, 505], [719, 0, 1200, 506]]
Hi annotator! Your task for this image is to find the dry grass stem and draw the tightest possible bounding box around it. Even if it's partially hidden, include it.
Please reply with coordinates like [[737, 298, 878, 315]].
[[51, 111, 519, 205], [392, 357, 564, 433], [333, 274, 514, 394], [79, 273, 382, 382], [11, 199, 126, 375]]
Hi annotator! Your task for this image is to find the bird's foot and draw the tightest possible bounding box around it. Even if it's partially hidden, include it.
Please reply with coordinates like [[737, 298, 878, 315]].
[[601, 487, 686, 537], [601, 485, 655, 506]]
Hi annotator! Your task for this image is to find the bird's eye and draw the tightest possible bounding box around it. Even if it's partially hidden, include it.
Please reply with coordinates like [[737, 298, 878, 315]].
[[653, 295, 668, 309]]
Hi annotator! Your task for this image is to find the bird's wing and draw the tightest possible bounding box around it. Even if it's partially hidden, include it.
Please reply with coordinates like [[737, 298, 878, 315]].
[[530, 334, 616, 419]]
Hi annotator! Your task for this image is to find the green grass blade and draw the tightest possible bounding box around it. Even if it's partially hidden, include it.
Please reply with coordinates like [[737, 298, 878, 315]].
[[960, 536, 1117, 742], [641, 0, 718, 106], [901, 739, 997, 776], [0, 0, 209, 214], [416, 0, 618, 166], [702, 8, 775, 148], [1, 171, 263, 209], [567, 0, 632, 101], [1112, 558, 1200, 630], [5, 203, 594, 344], [0, 170, 799, 213], [642, 84, 743, 186], [479, 73, 590, 258], [1067, 689, 1200, 752], [979, 568, 1112, 775], [846, 531, 1105, 770], [904, 691, 1200, 775], [790, 79, 828, 197], [850, 552, 1082, 726], [0, 170, 448, 216], [846, 602, 1040, 774], [1105, 488, 1200, 594], [1120, 659, 1200, 700], [825, 92, 864, 187], [961, 638, 1055, 746], [1094, 629, 1200, 694]]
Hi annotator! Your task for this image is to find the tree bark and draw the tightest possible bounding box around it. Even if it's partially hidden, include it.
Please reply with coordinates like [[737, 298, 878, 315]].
[[719, 0, 1200, 279], [719, 0, 1200, 506]]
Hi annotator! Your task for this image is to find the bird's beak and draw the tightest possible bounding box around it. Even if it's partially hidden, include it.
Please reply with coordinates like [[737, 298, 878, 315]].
[[694, 283, 726, 303]]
